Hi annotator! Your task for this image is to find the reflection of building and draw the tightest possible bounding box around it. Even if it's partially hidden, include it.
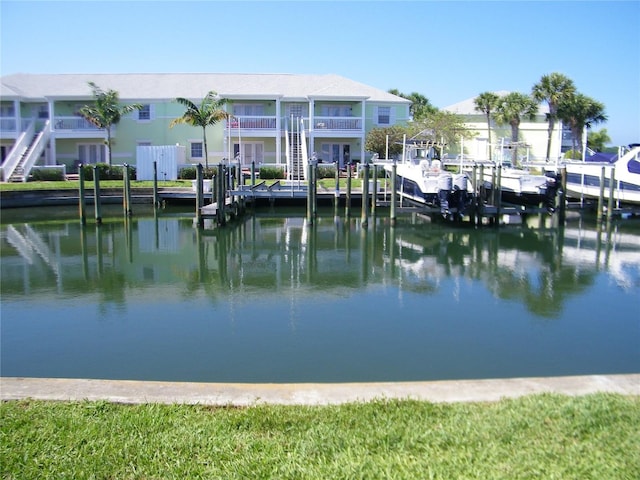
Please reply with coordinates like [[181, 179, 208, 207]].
[[3, 213, 638, 316], [0, 73, 410, 181]]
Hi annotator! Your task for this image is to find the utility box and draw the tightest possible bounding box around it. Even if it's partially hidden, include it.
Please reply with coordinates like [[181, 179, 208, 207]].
[[135, 145, 186, 181]]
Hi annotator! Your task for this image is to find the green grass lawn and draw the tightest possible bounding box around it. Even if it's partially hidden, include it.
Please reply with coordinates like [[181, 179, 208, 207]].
[[0, 180, 192, 191], [2, 394, 638, 479], [0, 178, 370, 192]]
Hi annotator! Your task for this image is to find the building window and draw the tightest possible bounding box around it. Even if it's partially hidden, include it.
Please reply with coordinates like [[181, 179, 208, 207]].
[[0, 104, 15, 117], [377, 106, 390, 125], [138, 104, 151, 121], [233, 104, 265, 116], [321, 105, 352, 117], [35, 105, 49, 119], [190, 142, 203, 159]]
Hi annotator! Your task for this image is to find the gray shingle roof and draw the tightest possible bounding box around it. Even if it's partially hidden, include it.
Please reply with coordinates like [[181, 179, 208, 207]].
[[0, 73, 411, 103]]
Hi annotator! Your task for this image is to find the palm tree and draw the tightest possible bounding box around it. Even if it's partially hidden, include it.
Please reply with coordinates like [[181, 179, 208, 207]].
[[532, 73, 576, 162], [493, 92, 538, 166], [78, 82, 143, 166], [557, 93, 607, 153], [388, 89, 437, 120], [170, 91, 229, 170], [474, 92, 500, 161]]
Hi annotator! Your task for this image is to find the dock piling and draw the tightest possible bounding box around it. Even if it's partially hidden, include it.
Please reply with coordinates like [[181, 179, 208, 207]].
[[361, 161, 370, 228], [390, 162, 397, 226], [196, 163, 204, 228], [597, 166, 606, 223], [93, 166, 102, 225], [78, 164, 86, 225]]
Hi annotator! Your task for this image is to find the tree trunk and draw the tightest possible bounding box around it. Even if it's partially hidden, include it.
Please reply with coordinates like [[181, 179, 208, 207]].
[[202, 126, 209, 170], [486, 113, 493, 162], [511, 122, 519, 167], [107, 127, 112, 167], [545, 116, 555, 162]]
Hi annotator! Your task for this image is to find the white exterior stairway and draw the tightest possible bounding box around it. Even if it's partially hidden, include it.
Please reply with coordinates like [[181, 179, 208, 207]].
[[2, 120, 51, 182]]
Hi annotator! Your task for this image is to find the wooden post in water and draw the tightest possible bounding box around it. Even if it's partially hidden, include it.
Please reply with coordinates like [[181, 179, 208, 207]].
[[217, 163, 226, 226], [390, 162, 397, 226], [478, 163, 485, 223], [471, 164, 478, 226], [306, 160, 314, 225], [152, 161, 159, 208], [196, 163, 204, 228], [557, 166, 567, 225], [495, 164, 502, 223], [371, 164, 378, 216], [312, 159, 318, 220], [361, 160, 370, 228], [334, 162, 340, 215], [607, 167, 616, 222], [123, 164, 132, 217], [251, 160, 256, 187], [78, 164, 87, 225], [597, 166, 606, 223], [93, 165, 102, 225], [345, 162, 352, 218]]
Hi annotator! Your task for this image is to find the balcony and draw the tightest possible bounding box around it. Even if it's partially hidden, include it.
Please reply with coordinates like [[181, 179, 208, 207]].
[[312, 116, 362, 134], [53, 116, 109, 138], [229, 116, 277, 131]]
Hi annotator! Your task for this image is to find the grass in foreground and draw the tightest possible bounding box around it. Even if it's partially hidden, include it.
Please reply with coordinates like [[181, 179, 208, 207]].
[[1, 394, 638, 479]]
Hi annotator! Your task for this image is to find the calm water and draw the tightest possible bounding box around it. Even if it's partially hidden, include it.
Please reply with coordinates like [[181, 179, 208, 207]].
[[1, 205, 638, 383]]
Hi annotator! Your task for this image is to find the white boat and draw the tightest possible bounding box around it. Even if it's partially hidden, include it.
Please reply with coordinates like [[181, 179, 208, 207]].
[[563, 145, 640, 206], [480, 161, 559, 210], [383, 140, 473, 219]]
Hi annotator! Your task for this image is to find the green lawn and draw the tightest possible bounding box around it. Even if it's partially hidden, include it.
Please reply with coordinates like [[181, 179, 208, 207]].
[[2, 394, 638, 479], [0, 178, 370, 192], [0, 180, 192, 191]]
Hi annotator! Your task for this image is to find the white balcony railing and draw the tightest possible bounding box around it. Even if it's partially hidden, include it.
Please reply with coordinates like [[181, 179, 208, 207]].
[[313, 117, 362, 131], [229, 116, 277, 130], [53, 116, 103, 131]]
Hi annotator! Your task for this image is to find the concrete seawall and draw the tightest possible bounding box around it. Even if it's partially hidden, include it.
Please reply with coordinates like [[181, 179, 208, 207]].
[[2, 375, 638, 406]]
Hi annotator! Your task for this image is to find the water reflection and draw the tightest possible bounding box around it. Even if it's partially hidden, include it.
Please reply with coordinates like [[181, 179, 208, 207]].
[[2, 208, 639, 382], [2, 211, 639, 319]]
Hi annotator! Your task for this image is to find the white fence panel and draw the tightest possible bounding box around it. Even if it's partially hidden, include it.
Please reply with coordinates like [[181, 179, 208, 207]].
[[135, 145, 185, 181]]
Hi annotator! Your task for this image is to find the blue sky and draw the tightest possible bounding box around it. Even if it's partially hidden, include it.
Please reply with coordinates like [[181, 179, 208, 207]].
[[1, 0, 639, 146]]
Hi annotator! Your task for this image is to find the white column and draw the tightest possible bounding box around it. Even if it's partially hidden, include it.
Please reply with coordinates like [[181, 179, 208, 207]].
[[48, 99, 56, 165], [275, 98, 281, 165]]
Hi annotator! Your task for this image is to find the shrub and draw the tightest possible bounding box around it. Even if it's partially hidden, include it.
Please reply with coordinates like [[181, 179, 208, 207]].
[[29, 168, 65, 182], [79, 164, 135, 181], [316, 165, 337, 179], [179, 166, 218, 180], [260, 166, 285, 180]]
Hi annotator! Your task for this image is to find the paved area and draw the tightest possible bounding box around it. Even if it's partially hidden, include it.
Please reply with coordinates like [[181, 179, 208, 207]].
[[2, 374, 638, 406]]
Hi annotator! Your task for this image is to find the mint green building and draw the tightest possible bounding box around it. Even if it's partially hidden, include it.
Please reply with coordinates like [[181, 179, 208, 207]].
[[0, 73, 411, 181]]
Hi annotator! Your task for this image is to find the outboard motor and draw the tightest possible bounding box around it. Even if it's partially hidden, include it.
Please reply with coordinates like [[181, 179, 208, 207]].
[[437, 174, 453, 214], [452, 174, 471, 217]]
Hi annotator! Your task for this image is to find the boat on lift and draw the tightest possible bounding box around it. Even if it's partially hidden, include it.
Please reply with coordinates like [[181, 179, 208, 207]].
[[562, 144, 640, 206], [383, 139, 473, 219], [476, 140, 559, 211]]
